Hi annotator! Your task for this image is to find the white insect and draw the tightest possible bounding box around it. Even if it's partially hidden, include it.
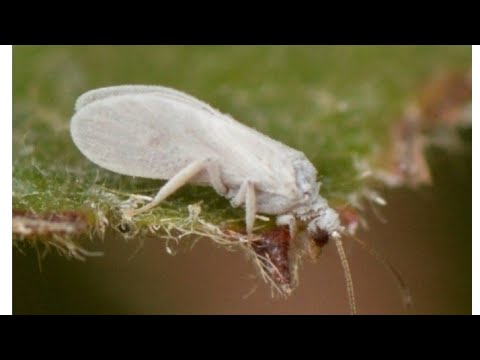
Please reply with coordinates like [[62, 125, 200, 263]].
[[70, 85, 357, 313], [70, 85, 342, 243]]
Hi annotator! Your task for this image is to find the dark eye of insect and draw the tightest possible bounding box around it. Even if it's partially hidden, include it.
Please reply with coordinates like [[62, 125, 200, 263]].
[[312, 229, 329, 247]]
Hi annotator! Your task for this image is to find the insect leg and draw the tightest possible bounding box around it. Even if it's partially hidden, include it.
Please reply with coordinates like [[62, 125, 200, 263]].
[[124, 159, 209, 217], [230, 180, 257, 237], [276, 214, 297, 239], [244, 180, 257, 238]]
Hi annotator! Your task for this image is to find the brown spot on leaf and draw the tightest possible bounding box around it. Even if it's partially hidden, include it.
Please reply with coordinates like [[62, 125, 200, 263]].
[[338, 206, 362, 236], [388, 109, 432, 187], [419, 71, 471, 128], [377, 71, 470, 189], [252, 226, 292, 289]]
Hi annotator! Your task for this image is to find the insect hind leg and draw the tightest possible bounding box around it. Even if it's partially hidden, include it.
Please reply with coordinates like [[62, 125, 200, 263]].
[[124, 158, 210, 218], [230, 180, 257, 238]]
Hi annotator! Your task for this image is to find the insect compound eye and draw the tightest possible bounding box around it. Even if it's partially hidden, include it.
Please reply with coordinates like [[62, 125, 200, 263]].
[[311, 228, 330, 248]]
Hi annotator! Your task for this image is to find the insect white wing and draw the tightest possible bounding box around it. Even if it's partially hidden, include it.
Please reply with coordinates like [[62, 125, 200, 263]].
[[75, 85, 219, 115], [71, 87, 315, 212]]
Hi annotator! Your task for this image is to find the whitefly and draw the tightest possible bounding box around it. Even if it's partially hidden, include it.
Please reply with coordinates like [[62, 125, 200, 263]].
[[70, 85, 355, 311]]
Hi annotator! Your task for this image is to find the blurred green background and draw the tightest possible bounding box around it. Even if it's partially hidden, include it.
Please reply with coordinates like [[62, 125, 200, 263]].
[[13, 46, 471, 314]]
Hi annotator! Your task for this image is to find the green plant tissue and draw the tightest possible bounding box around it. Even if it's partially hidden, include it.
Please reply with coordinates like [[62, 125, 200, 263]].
[[13, 46, 471, 238]]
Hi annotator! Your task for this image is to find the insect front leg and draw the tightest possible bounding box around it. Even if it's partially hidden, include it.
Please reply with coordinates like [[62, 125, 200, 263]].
[[231, 180, 257, 238], [276, 214, 297, 239], [124, 158, 210, 217]]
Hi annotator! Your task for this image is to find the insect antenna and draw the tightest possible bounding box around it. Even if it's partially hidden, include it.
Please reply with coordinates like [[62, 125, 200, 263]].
[[333, 233, 357, 315], [352, 236, 413, 310]]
